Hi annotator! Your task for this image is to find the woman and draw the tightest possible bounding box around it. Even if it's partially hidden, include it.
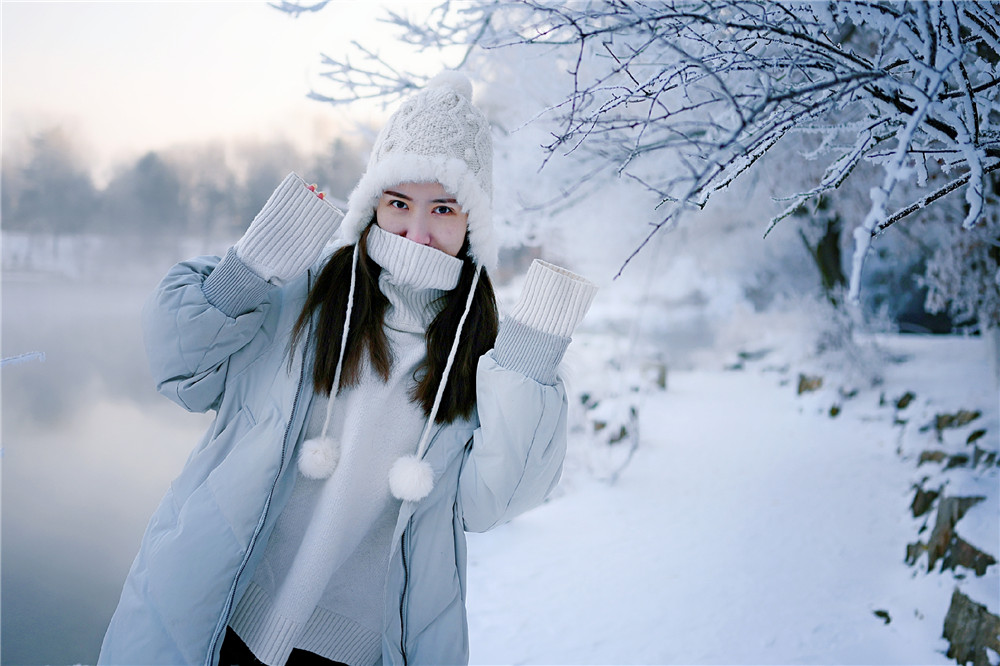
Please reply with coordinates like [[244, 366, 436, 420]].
[[99, 71, 597, 666]]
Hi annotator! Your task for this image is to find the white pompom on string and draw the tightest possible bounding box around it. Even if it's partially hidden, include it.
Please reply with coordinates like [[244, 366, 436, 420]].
[[298, 437, 340, 479], [388, 266, 481, 502], [389, 455, 435, 502], [298, 243, 359, 482], [425, 70, 473, 100]]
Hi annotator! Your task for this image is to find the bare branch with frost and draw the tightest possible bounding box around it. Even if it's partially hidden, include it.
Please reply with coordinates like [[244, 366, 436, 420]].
[[298, 0, 1000, 304]]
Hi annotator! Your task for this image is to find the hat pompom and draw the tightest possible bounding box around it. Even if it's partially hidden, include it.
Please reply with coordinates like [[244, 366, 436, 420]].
[[426, 70, 473, 100], [389, 455, 435, 501], [298, 437, 340, 479]]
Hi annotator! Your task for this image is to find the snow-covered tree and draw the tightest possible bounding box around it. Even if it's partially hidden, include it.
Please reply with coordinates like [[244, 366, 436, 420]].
[[278, 0, 999, 319], [2, 128, 100, 234], [101, 151, 187, 235]]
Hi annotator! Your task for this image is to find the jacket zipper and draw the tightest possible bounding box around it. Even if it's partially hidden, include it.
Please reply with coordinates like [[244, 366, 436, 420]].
[[399, 518, 412, 665], [396, 423, 445, 665], [205, 282, 312, 665]]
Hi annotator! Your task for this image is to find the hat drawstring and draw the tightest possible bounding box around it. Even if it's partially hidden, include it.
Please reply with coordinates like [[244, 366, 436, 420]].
[[298, 243, 360, 479], [389, 264, 482, 502]]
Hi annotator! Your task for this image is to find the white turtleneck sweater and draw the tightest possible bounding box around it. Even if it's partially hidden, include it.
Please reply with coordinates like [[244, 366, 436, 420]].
[[230, 225, 463, 665]]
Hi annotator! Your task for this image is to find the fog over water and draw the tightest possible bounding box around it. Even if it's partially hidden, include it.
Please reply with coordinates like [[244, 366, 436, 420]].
[[2, 249, 216, 665]]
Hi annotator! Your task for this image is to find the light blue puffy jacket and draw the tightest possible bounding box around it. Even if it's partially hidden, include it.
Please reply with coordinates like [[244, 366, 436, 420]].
[[98, 244, 570, 665]]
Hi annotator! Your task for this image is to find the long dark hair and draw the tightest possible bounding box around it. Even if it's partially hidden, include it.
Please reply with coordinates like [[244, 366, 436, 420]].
[[291, 222, 499, 424]]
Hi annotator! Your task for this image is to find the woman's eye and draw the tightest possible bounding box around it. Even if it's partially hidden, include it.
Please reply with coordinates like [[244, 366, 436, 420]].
[[433, 205, 454, 215], [389, 200, 407, 210]]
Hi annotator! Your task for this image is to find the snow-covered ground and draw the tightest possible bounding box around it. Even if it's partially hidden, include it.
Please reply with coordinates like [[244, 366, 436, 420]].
[[467, 322, 999, 665]]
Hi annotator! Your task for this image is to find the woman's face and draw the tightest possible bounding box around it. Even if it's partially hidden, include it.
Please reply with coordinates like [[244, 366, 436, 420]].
[[375, 182, 468, 257]]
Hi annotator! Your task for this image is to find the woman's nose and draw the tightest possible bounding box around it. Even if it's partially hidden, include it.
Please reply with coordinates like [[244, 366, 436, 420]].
[[406, 212, 433, 245]]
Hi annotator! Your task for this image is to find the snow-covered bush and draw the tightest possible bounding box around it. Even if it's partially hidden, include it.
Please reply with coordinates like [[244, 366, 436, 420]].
[[923, 176, 1000, 331]]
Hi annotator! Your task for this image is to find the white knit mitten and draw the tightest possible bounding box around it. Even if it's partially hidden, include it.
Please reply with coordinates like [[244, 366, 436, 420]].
[[235, 172, 344, 283], [509, 259, 598, 337]]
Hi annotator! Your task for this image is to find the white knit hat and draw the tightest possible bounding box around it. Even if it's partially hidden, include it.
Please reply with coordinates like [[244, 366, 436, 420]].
[[338, 71, 497, 272], [299, 72, 495, 503]]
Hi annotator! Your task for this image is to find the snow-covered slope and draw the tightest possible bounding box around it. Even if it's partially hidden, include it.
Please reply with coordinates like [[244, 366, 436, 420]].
[[467, 332, 998, 665]]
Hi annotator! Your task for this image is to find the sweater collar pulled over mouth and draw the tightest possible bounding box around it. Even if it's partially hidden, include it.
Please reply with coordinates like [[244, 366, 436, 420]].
[[365, 223, 464, 331]]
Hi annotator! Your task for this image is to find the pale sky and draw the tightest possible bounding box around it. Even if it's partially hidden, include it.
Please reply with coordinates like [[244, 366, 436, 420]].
[[1, 0, 439, 179]]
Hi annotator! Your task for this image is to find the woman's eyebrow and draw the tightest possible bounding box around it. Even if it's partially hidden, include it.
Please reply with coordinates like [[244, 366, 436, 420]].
[[384, 190, 458, 204]]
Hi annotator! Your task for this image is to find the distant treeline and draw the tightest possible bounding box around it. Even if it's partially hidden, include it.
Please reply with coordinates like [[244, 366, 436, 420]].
[[1, 128, 366, 239]]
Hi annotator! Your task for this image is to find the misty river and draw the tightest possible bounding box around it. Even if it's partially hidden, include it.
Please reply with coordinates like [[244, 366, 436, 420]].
[[2, 239, 220, 665]]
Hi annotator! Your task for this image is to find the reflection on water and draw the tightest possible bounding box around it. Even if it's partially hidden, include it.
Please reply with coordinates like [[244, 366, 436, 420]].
[[3, 266, 214, 665]]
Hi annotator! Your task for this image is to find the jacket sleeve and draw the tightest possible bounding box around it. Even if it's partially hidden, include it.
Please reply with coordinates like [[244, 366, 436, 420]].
[[458, 321, 572, 532], [141, 248, 279, 413], [458, 260, 597, 532], [142, 174, 342, 414]]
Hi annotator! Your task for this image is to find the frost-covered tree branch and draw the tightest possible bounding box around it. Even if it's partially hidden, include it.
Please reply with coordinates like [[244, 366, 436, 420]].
[[268, 0, 330, 18], [286, 0, 999, 304]]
